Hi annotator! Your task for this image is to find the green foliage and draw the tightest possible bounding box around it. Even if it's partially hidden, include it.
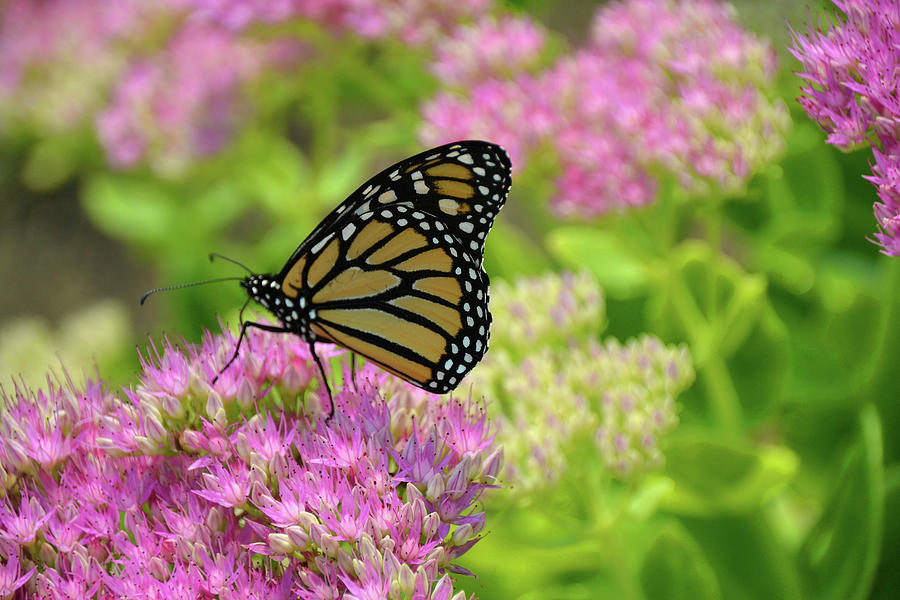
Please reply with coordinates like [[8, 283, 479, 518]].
[[640, 526, 721, 600]]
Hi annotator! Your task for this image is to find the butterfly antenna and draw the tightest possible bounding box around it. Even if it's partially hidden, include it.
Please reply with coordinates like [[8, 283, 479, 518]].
[[209, 252, 253, 273], [140, 277, 243, 305]]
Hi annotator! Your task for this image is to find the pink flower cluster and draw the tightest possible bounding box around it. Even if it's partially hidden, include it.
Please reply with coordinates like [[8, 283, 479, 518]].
[[0, 0, 175, 137], [0, 325, 500, 598], [421, 0, 789, 217], [430, 16, 546, 88], [790, 0, 900, 255], [0, 0, 496, 176], [96, 25, 268, 175], [188, 0, 493, 44], [464, 273, 693, 490]]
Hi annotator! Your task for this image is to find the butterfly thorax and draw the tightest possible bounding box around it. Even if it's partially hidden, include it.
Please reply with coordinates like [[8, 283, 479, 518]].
[[241, 274, 313, 340]]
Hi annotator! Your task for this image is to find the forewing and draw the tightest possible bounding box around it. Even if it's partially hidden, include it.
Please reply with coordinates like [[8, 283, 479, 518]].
[[279, 140, 511, 282]]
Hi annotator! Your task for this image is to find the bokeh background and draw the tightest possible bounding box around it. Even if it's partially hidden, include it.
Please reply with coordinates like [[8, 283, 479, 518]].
[[1, 0, 897, 598]]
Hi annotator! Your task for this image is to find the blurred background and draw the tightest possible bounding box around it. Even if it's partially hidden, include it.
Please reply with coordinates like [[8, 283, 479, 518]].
[[1, 0, 897, 598]]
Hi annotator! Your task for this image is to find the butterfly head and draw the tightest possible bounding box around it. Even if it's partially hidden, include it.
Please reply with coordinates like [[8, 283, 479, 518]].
[[241, 274, 310, 337], [241, 274, 283, 312]]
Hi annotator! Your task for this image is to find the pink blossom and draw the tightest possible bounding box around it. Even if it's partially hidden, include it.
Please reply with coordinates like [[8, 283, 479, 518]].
[[421, 76, 554, 170], [791, 0, 900, 254], [0, 0, 177, 136], [185, 0, 493, 44], [96, 24, 266, 176], [0, 322, 498, 597], [0, 553, 37, 597], [431, 15, 546, 87], [420, 0, 788, 217]]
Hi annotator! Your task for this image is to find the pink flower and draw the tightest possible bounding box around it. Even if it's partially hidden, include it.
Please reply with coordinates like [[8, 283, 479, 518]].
[[0, 0, 175, 135], [420, 0, 788, 217], [0, 553, 35, 597], [0, 322, 498, 597], [96, 24, 266, 176], [791, 0, 900, 254], [431, 15, 546, 87], [185, 0, 493, 44], [421, 76, 553, 170]]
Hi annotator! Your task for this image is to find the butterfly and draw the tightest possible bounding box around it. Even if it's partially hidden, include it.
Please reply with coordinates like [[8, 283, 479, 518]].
[[218, 140, 511, 412]]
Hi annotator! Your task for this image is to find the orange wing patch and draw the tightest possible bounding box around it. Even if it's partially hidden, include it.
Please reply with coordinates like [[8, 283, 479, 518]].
[[432, 179, 475, 199], [412, 276, 462, 304], [437, 199, 473, 216], [393, 247, 453, 273], [281, 256, 307, 297], [390, 295, 462, 336], [348, 220, 394, 260], [307, 238, 339, 287], [367, 228, 428, 265], [426, 163, 473, 180], [316, 308, 446, 362], [312, 267, 400, 304], [311, 323, 432, 385]]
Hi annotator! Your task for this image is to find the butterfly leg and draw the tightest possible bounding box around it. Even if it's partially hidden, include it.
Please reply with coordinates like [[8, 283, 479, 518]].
[[309, 340, 334, 420], [350, 353, 358, 391], [213, 320, 289, 384]]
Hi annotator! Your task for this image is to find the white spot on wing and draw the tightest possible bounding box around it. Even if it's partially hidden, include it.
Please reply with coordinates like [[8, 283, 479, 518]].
[[311, 233, 334, 254]]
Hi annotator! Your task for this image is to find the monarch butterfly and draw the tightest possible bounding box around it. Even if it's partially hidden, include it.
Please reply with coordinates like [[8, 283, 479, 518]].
[[144, 141, 511, 414]]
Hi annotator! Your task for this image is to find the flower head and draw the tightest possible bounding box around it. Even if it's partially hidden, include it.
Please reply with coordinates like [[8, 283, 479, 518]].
[[431, 16, 546, 88], [791, 0, 900, 254], [0, 320, 499, 597], [0, 553, 36, 597], [96, 24, 268, 176], [0, 0, 173, 137], [421, 0, 788, 216], [467, 273, 693, 490]]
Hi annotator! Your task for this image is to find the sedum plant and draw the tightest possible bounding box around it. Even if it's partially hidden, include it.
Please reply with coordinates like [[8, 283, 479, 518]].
[[0, 327, 501, 599]]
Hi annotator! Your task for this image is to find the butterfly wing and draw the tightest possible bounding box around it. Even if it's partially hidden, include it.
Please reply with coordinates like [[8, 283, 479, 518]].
[[279, 140, 511, 280], [284, 205, 492, 393]]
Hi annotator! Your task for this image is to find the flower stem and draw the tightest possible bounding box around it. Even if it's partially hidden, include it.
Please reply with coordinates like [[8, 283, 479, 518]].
[[667, 273, 742, 431], [701, 199, 724, 318], [635, 201, 742, 431]]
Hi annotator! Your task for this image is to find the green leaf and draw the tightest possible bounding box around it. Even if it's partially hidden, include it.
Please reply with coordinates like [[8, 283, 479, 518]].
[[453, 508, 623, 599], [233, 135, 308, 218], [314, 145, 369, 210], [662, 432, 799, 516], [640, 525, 721, 600], [870, 464, 900, 598], [680, 513, 805, 600], [484, 221, 552, 280], [716, 272, 768, 357], [786, 282, 883, 404], [21, 140, 76, 192], [546, 226, 650, 298], [81, 174, 176, 246], [799, 404, 884, 600]]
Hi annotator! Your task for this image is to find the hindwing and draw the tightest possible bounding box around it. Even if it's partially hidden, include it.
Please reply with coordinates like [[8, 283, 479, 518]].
[[284, 206, 491, 392]]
